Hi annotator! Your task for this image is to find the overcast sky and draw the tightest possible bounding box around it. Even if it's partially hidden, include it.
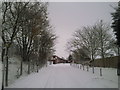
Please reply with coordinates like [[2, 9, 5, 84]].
[[48, 2, 118, 58]]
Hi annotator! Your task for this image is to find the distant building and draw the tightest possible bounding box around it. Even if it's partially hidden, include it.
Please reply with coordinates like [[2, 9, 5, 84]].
[[49, 55, 68, 64]]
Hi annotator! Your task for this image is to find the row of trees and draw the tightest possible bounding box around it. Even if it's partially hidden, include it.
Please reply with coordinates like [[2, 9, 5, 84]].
[[67, 1, 120, 75], [1, 2, 56, 87], [67, 20, 118, 67], [111, 1, 120, 76]]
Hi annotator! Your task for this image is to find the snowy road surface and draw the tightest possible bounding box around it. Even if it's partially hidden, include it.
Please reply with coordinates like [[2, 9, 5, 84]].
[[8, 64, 118, 88]]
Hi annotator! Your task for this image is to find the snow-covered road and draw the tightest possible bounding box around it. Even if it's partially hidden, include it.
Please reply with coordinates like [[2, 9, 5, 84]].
[[8, 64, 118, 88]]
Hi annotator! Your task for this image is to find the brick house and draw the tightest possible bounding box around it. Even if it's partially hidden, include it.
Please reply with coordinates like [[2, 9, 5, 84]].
[[49, 55, 67, 64]]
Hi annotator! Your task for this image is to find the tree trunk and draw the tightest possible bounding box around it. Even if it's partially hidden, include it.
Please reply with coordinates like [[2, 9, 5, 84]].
[[20, 51, 25, 75], [91, 53, 94, 74], [5, 47, 9, 87], [92, 59, 95, 74], [101, 32, 105, 67], [1, 46, 5, 62], [20, 61, 23, 75], [20, 43, 27, 75], [117, 47, 120, 76], [37, 63, 38, 73], [102, 50, 105, 67], [28, 58, 30, 74], [87, 65, 89, 71], [101, 47, 104, 66], [1, 45, 5, 90]]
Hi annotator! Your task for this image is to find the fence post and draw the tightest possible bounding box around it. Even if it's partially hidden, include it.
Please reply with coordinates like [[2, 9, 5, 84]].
[[100, 67, 102, 76], [77, 64, 79, 68], [83, 64, 84, 70], [87, 65, 89, 71], [80, 64, 81, 69], [92, 66, 94, 74]]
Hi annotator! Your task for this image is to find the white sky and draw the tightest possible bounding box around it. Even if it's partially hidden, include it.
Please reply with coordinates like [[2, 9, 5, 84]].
[[48, 2, 118, 58]]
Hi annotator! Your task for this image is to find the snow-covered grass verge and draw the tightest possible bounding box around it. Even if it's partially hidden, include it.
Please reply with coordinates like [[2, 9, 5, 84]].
[[7, 55, 43, 87], [7, 56, 30, 87], [72, 64, 118, 87], [8, 56, 24, 84]]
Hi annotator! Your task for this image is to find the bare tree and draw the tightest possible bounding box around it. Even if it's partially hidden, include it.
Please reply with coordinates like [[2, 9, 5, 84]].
[[15, 2, 56, 74], [1, 2, 56, 88], [67, 20, 116, 69], [2, 2, 29, 86], [94, 20, 115, 67]]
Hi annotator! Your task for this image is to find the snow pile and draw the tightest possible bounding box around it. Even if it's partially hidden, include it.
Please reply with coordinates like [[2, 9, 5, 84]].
[[8, 63, 118, 88]]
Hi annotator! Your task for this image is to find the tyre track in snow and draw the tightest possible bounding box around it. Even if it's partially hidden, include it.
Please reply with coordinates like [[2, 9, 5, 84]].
[[44, 66, 56, 88]]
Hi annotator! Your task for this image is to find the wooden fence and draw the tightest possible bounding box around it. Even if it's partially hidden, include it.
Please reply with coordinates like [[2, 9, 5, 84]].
[[90, 56, 119, 68]]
